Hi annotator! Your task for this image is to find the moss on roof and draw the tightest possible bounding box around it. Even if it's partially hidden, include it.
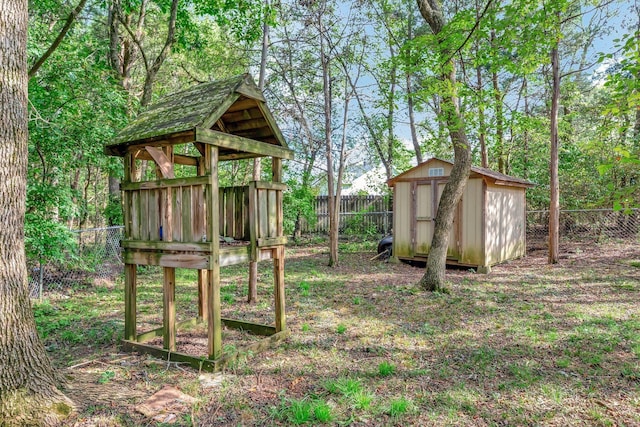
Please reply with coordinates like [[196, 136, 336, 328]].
[[109, 74, 259, 146]]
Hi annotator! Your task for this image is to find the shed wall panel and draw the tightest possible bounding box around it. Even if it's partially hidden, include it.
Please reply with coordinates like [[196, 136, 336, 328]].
[[393, 182, 412, 257], [460, 178, 484, 265], [485, 185, 526, 265]]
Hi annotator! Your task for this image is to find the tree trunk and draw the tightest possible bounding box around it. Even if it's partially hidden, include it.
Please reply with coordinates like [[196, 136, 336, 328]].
[[0, 1, 75, 424], [406, 13, 423, 164], [319, 9, 338, 266], [548, 41, 560, 264], [416, 0, 473, 291], [248, 7, 270, 303]]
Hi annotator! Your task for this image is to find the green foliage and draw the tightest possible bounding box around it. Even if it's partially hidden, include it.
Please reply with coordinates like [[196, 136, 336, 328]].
[[24, 214, 77, 264], [283, 177, 317, 236], [378, 361, 396, 377]]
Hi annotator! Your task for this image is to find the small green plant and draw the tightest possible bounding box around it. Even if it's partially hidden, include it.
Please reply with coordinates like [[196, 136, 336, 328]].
[[286, 398, 313, 424], [336, 324, 347, 334], [352, 390, 374, 410], [299, 281, 311, 297], [352, 296, 362, 305], [222, 292, 234, 304], [301, 323, 311, 332], [325, 377, 362, 396], [378, 361, 396, 377], [97, 370, 115, 384], [312, 400, 332, 422], [388, 396, 412, 417]]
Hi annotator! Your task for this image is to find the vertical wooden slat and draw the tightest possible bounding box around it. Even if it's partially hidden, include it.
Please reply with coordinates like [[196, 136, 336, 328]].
[[272, 158, 283, 237], [192, 185, 204, 242], [259, 189, 268, 239], [182, 186, 192, 241], [148, 189, 159, 240], [274, 246, 286, 332], [130, 190, 140, 240], [207, 146, 222, 360], [163, 267, 176, 351], [140, 190, 149, 241], [225, 187, 234, 237], [235, 187, 244, 238], [243, 187, 250, 239], [268, 189, 277, 237], [172, 187, 182, 242], [124, 264, 137, 341]]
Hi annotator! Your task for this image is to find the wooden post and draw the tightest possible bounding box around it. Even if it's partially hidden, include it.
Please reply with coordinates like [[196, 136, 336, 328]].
[[124, 264, 137, 341], [163, 267, 176, 351], [198, 270, 208, 322], [273, 245, 285, 332], [207, 146, 222, 359]]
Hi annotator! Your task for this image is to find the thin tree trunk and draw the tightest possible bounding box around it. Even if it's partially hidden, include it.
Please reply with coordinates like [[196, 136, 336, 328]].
[[416, 0, 473, 291], [406, 13, 422, 164], [549, 41, 560, 264], [319, 9, 338, 266], [139, 0, 178, 107], [0, 0, 75, 423], [476, 65, 488, 168], [248, 6, 270, 303]]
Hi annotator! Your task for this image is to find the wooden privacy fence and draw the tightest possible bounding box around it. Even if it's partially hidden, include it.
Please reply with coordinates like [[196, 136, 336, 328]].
[[302, 195, 393, 234]]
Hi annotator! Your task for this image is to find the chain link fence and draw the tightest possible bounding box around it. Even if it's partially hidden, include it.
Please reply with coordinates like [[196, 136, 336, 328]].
[[28, 209, 640, 298], [527, 209, 640, 246], [28, 226, 124, 298]]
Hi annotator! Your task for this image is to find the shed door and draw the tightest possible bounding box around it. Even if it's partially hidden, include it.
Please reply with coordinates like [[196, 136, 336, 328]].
[[411, 180, 462, 259], [436, 183, 461, 260], [413, 182, 433, 256]]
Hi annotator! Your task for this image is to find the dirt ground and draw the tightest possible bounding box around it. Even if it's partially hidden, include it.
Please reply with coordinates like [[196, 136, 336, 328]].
[[58, 239, 640, 426]]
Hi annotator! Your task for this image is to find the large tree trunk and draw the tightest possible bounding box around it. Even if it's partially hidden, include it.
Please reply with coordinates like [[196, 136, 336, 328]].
[[0, 1, 75, 424], [416, 0, 473, 291]]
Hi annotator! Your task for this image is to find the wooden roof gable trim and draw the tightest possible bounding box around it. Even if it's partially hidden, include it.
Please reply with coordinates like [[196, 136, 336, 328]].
[[195, 128, 294, 160], [387, 157, 533, 188]]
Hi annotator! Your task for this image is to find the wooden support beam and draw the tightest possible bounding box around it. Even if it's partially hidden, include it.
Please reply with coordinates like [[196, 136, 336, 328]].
[[274, 245, 286, 333], [136, 318, 200, 343], [123, 251, 211, 269], [124, 264, 137, 341], [220, 318, 276, 336], [146, 146, 175, 179], [225, 98, 259, 113], [224, 118, 268, 132], [121, 176, 209, 191], [254, 181, 287, 191], [121, 330, 289, 372], [221, 107, 263, 123], [196, 128, 294, 160], [163, 267, 176, 351], [121, 240, 212, 252], [207, 145, 222, 360], [198, 270, 208, 322]]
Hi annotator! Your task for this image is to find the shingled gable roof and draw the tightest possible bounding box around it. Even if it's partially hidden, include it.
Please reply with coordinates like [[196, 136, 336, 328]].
[[387, 158, 534, 188], [105, 73, 290, 157]]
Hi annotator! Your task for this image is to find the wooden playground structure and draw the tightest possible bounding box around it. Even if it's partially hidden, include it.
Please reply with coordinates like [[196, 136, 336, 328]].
[[105, 74, 293, 371]]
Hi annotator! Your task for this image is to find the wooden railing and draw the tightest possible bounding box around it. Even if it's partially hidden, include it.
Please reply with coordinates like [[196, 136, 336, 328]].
[[122, 178, 286, 249]]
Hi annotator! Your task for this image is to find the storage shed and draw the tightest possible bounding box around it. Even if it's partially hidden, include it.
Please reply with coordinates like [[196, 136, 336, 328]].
[[387, 158, 533, 273], [105, 74, 293, 371]]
